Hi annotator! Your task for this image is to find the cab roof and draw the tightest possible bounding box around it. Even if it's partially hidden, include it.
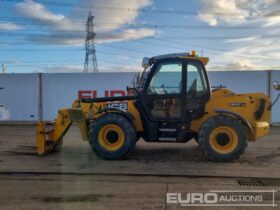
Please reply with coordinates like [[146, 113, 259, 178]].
[[147, 51, 209, 66]]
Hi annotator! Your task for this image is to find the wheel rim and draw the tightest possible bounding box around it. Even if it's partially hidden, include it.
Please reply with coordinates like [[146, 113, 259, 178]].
[[209, 126, 238, 154], [98, 124, 125, 151]]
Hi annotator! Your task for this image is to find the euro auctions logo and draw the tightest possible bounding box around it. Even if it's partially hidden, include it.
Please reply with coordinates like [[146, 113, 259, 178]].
[[167, 190, 278, 207]]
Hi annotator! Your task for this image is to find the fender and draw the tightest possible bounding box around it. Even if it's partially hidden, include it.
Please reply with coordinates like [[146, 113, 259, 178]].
[[95, 107, 135, 122], [214, 108, 253, 137]]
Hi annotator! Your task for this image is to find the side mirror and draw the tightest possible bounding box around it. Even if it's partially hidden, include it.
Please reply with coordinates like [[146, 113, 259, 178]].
[[142, 57, 150, 68], [126, 85, 138, 95], [273, 81, 280, 91]]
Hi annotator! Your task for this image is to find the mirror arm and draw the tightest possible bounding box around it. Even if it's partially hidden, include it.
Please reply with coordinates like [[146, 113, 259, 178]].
[[269, 93, 280, 110]]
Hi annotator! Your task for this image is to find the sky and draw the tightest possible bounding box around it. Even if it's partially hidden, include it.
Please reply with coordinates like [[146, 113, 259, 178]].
[[0, 0, 280, 73]]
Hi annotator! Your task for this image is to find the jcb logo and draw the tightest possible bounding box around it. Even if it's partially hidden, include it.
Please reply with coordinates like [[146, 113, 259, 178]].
[[102, 102, 128, 110]]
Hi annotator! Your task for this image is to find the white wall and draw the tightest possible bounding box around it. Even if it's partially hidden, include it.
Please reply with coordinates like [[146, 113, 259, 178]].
[[208, 71, 268, 94], [0, 74, 39, 121], [271, 71, 280, 123], [0, 71, 279, 123], [42, 73, 136, 120]]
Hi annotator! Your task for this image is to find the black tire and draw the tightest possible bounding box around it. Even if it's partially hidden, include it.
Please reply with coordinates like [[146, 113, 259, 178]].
[[198, 115, 248, 162], [89, 113, 137, 160]]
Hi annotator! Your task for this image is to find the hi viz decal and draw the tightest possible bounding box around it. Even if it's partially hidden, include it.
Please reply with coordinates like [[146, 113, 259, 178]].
[[78, 90, 132, 99]]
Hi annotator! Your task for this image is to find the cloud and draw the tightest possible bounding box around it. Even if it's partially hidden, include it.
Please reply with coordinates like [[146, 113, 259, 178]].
[[15, 0, 64, 22], [198, 0, 249, 26], [96, 28, 156, 43], [262, 0, 280, 26], [224, 36, 260, 43], [27, 36, 85, 46], [0, 22, 23, 30], [40, 64, 141, 73], [40, 65, 83, 73], [208, 36, 280, 71], [27, 28, 156, 45], [99, 64, 141, 72], [264, 11, 280, 26], [73, 0, 153, 32], [197, 0, 280, 71], [210, 60, 263, 71], [0, 60, 23, 64], [14, 0, 156, 45], [15, 0, 83, 31], [222, 38, 280, 60], [198, 0, 280, 26]]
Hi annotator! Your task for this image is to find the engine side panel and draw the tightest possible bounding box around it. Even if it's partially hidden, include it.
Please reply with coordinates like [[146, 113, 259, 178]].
[[190, 89, 271, 141]]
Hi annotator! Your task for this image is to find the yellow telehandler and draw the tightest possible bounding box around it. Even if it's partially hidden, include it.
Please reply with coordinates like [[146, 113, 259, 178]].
[[36, 51, 280, 161]]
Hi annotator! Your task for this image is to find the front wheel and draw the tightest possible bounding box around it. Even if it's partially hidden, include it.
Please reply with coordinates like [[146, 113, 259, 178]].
[[89, 113, 137, 160], [198, 116, 248, 162]]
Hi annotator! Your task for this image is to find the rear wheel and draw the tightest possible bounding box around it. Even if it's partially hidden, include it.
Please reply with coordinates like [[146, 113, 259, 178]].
[[89, 113, 137, 160], [198, 116, 248, 162]]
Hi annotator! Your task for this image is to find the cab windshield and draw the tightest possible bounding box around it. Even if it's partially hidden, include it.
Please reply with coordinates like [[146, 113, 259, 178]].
[[130, 65, 153, 90]]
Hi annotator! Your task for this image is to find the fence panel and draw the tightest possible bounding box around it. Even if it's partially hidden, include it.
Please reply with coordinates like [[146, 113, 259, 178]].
[[271, 71, 280, 124], [208, 71, 268, 94], [42, 73, 136, 120], [0, 74, 39, 121], [1, 71, 279, 123]]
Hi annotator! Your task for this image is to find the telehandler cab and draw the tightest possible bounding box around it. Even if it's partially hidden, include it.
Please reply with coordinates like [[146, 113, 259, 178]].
[[36, 51, 280, 162]]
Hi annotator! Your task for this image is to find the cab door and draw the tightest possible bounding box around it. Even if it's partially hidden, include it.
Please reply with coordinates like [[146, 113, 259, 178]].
[[138, 58, 210, 141], [185, 61, 210, 121], [140, 59, 186, 122]]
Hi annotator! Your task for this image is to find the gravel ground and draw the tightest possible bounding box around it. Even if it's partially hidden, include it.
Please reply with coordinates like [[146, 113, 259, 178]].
[[0, 124, 279, 209]]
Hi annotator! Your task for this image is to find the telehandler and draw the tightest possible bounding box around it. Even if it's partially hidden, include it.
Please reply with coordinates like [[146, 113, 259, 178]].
[[36, 51, 280, 162]]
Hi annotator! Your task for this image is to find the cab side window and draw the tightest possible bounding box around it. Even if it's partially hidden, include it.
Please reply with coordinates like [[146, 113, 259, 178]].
[[187, 63, 208, 99]]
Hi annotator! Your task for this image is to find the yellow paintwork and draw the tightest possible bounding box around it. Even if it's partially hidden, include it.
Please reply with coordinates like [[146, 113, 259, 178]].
[[209, 126, 238, 154], [179, 56, 209, 65], [36, 108, 85, 155], [36, 122, 47, 155], [78, 99, 144, 132], [190, 89, 271, 141], [36, 99, 143, 154], [35, 51, 272, 155], [36, 88, 271, 155], [177, 50, 209, 65], [98, 124, 125, 151]]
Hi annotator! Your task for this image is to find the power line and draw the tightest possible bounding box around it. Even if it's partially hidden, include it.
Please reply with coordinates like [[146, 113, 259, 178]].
[[0, 35, 279, 62], [0, 48, 83, 51], [0, 0, 254, 16], [1, 16, 280, 29], [5, 58, 141, 69], [0, 45, 279, 62], [0, 46, 154, 59], [155, 38, 280, 62], [0, 32, 279, 40]]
